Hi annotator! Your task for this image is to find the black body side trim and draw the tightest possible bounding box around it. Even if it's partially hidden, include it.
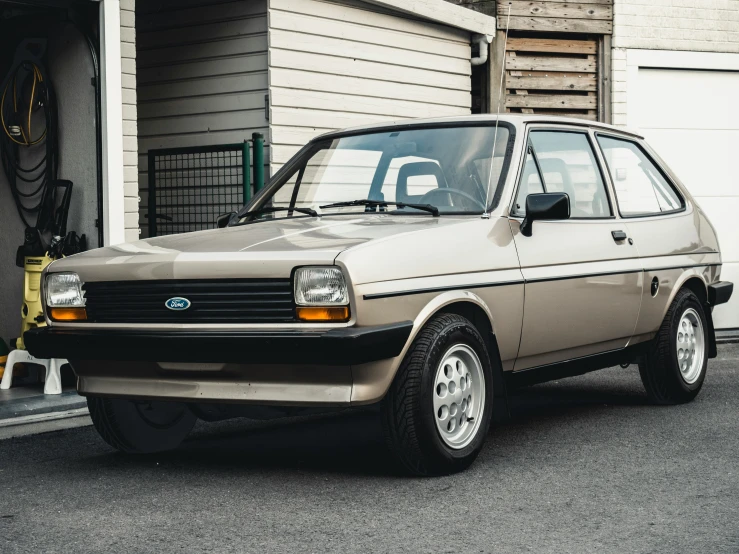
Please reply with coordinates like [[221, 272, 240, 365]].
[[363, 280, 524, 300], [527, 263, 720, 284], [364, 264, 722, 300], [24, 322, 414, 366], [506, 344, 648, 388], [525, 269, 642, 284], [643, 263, 720, 273], [708, 281, 733, 306]]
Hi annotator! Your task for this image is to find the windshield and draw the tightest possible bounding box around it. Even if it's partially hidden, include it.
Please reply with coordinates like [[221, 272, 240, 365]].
[[238, 124, 513, 222]]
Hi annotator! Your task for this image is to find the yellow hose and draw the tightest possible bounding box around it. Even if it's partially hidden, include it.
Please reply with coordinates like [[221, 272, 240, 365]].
[[1, 62, 47, 146]]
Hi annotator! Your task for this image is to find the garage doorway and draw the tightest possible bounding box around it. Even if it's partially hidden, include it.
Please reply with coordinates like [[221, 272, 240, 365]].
[[0, 0, 100, 367], [624, 51, 739, 331]]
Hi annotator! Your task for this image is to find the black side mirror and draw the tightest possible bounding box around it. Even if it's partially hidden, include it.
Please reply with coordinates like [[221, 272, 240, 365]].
[[216, 212, 236, 229], [520, 193, 570, 237]]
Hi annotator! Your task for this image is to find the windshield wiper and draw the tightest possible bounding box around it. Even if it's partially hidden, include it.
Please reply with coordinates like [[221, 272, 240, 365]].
[[239, 206, 319, 220], [319, 199, 439, 217]]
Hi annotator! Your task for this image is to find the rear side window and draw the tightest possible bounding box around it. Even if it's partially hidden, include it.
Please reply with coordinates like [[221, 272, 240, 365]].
[[596, 136, 683, 217]]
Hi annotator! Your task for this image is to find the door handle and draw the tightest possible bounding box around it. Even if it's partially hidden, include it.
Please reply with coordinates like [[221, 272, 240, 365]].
[[611, 230, 628, 242]]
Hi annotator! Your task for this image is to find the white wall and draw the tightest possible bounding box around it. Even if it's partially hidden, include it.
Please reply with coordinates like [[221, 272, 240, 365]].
[[613, 0, 739, 54], [268, 0, 472, 171], [612, 0, 739, 126], [136, 0, 269, 237], [121, 0, 138, 243]]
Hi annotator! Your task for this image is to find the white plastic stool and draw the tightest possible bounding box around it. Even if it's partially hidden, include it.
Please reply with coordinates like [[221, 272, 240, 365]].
[[0, 350, 67, 395]]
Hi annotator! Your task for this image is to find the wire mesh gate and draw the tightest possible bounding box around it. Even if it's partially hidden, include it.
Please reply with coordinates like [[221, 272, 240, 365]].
[[146, 136, 264, 237]]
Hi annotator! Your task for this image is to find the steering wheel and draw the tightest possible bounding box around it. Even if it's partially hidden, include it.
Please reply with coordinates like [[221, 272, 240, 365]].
[[419, 188, 487, 211]]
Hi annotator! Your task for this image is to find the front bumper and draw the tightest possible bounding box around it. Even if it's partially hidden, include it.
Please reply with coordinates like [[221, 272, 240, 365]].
[[24, 322, 413, 366]]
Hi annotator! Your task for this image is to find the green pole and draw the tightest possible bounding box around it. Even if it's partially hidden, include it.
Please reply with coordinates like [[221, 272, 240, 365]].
[[252, 132, 265, 192], [242, 140, 251, 203]]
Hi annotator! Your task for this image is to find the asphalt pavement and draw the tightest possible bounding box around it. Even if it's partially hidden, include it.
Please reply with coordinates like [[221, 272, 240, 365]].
[[1, 344, 738, 553]]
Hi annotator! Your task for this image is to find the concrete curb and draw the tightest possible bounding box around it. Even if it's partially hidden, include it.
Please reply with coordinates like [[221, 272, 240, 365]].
[[717, 331, 739, 345], [0, 391, 86, 421], [0, 408, 91, 440]]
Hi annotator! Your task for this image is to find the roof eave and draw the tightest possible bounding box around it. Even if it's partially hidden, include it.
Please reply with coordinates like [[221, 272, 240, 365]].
[[359, 0, 496, 35]]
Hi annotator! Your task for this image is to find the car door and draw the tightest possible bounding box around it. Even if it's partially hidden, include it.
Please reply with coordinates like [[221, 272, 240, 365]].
[[510, 126, 643, 371]]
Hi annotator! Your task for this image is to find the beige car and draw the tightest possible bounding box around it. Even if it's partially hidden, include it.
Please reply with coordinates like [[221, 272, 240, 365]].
[[27, 115, 733, 475]]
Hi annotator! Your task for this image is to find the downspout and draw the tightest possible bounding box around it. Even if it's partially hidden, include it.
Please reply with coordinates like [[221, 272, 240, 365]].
[[471, 33, 493, 66]]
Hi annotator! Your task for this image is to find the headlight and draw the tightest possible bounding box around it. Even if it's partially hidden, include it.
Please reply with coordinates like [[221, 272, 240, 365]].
[[46, 273, 86, 306], [294, 267, 349, 306], [294, 267, 350, 322], [46, 273, 87, 321]]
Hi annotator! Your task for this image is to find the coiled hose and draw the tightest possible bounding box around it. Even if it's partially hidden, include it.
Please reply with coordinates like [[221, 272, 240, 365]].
[[0, 57, 58, 229]]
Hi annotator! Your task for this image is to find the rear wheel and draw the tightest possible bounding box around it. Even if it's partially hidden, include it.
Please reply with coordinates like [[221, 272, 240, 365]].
[[381, 313, 494, 476], [639, 288, 708, 405], [87, 396, 196, 453]]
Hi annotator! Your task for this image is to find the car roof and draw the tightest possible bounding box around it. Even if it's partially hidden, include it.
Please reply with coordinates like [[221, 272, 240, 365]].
[[315, 114, 644, 141]]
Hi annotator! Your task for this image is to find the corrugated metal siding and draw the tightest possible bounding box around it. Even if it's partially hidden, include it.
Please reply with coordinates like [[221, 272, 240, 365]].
[[136, 0, 268, 237], [268, 0, 472, 172]]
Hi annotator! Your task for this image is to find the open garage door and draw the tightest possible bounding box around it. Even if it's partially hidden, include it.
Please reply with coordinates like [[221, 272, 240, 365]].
[[631, 62, 739, 331]]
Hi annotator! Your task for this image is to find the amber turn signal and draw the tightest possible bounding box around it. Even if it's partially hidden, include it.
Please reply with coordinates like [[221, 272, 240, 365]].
[[48, 307, 87, 322], [296, 306, 350, 322]]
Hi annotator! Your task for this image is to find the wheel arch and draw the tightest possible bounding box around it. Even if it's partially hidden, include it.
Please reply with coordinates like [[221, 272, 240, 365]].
[[404, 291, 504, 370], [412, 291, 494, 336], [351, 291, 509, 409], [679, 275, 708, 304], [419, 294, 509, 418], [669, 273, 717, 358], [437, 302, 497, 359]]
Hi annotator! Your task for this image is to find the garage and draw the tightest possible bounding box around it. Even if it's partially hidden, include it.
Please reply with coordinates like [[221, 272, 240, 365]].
[[0, 0, 101, 398], [624, 51, 739, 331]]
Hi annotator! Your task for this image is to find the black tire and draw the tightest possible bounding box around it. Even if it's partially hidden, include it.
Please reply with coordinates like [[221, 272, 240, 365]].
[[381, 313, 495, 476], [639, 288, 709, 405], [87, 396, 196, 453]]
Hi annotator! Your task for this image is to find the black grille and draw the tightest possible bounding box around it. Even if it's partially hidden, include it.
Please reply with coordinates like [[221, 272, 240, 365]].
[[83, 279, 295, 324]]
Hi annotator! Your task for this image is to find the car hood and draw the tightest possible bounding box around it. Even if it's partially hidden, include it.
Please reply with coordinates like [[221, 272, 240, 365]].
[[50, 215, 472, 281]]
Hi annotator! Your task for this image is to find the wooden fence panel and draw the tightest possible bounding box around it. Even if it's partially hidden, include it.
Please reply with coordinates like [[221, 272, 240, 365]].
[[498, 1, 613, 34], [503, 34, 600, 120]]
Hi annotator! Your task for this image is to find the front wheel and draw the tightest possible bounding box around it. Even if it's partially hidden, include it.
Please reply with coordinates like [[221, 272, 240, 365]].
[[87, 396, 196, 453], [639, 288, 709, 405], [381, 313, 494, 476]]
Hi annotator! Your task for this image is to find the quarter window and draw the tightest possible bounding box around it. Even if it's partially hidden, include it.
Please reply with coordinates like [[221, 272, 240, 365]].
[[514, 131, 611, 218], [596, 136, 683, 216]]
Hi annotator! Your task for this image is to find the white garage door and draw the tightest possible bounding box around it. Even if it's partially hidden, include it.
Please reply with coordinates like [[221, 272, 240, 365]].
[[633, 67, 739, 330]]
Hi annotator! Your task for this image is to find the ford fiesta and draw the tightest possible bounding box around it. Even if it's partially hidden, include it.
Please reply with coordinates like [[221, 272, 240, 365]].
[[27, 115, 733, 476]]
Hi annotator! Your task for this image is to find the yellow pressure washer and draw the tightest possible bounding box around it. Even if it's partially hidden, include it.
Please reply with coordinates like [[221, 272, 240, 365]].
[[14, 250, 54, 352], [0, 338, 9, 379], [13, 182, 85, 349]]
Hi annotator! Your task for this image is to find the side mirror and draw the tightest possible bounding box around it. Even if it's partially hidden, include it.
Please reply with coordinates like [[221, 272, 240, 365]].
[[520, 193, 570, 237], [216, 212, 236, 229]]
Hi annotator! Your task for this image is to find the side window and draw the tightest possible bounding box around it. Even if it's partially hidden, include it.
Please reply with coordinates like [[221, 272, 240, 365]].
[[530, 131, 611, 218], [596, 136, 683, 217]]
